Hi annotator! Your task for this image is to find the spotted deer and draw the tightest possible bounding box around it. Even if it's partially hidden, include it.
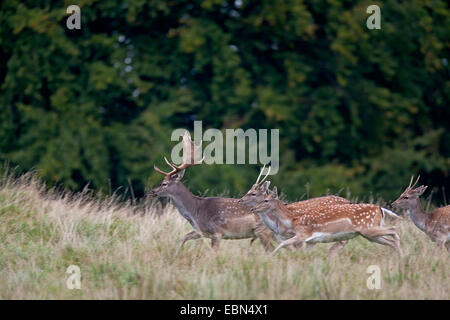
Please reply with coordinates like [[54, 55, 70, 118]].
[[238, 166, 352, 255], [392, 176, 450, 252], [251, 187, 402, 256], [148, 132, 274, 257]]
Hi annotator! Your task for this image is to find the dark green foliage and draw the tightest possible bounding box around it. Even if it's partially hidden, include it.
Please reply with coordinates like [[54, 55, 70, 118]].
[[0, 0, 449, 203]]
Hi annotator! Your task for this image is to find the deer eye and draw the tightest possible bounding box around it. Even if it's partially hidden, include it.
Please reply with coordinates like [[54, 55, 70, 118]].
[[264, 200, 268, 203], [251, 193, 256, 196], [162, 182, 168, 186], [404, 196, 409, 199]]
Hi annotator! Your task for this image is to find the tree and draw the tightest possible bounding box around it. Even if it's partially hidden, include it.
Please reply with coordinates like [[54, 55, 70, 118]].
[[1, 0, 449, 203]]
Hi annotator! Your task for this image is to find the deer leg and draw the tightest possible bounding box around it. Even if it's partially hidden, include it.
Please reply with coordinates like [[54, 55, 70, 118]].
[[271, 235, 307, 256], [174, 231, 202, 258], [434, 240, 445, 254], [328, 240, 348, 256], [210, 234, 222, 252], [383, 236, 400, 251], [433, 232, 450, 254], [359, 227, 402, 254], [380, 235, 402, 255], [360, 227, 399, 242], [361, 233, 403, 256], [272, 235, 296, 251], [254, 226, 275, 253]]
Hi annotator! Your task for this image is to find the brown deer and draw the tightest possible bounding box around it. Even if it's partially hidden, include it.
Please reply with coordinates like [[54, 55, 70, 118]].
[[148, 132, 274, 257], [238, 166, 351, 254], [251, 187, 402, 256], [392, 176, 450, 252]]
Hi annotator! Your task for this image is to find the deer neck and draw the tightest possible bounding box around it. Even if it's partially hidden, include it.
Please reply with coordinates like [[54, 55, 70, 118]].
[[407, 198, 429, 232], [167, 183, 201, 223], [257, 203, 293, 237], [274, 200, 294, 230]]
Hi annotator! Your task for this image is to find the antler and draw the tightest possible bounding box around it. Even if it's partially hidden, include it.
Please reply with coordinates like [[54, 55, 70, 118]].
[[407, 176, 414, 189], [153, 156, 178, 176], [179, 131, 205, 168], [411, 175, 420, 189], [406, 175, 421, 191], [153, 131, 204, 176], [398, 175, 422, 198], [255, 164, 271, 186], [255, 164, 266, 184]]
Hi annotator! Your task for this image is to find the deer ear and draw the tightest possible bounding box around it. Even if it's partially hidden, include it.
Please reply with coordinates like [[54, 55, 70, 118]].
[[271, 186, 278, 198], [172, 170, 185, 181], [261, 181, 271, 192], [415, 185, 428, 196]]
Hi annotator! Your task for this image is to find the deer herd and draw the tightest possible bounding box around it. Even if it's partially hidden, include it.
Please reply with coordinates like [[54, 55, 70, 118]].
[[149, 133, 450, 257]]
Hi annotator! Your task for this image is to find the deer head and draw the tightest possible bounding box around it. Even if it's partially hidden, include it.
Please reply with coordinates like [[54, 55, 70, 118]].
[[250, 186, 293, 231], [392, 176, 428, 210], [250, 186, 279, 215], [149, 132, 204, 197], [238, 165, 272, 207]]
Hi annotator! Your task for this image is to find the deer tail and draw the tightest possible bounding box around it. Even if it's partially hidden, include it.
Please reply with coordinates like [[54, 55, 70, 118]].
[[381, 207, 401, 220]]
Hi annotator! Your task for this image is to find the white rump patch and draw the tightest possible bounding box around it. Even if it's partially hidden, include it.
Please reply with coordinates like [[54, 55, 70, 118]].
[[381, 207, 400, 226]]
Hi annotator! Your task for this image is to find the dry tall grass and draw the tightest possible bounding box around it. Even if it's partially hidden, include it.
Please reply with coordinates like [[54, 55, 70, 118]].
[[0, 170, 448, 299]]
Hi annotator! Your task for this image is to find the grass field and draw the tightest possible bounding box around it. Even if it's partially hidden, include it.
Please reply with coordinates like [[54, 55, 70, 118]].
[[0, 170, 448, 299]]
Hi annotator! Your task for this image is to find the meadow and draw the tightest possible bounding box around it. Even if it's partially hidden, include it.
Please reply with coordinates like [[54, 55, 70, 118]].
[[0, 170, 448, 299]]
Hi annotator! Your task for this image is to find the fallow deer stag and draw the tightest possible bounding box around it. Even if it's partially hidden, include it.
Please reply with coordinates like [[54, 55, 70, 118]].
[[392, 176, 450, 252], [149, 132, 274, 257], [238, 165, 351, 255], [251, 187, 402, 256]]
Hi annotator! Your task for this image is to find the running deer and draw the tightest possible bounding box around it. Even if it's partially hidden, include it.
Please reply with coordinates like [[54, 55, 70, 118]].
[[148, 132, 274, 257], [251, 187, 402, 256], [238, 166, 351, 254], [392, 176, 450, 252]]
